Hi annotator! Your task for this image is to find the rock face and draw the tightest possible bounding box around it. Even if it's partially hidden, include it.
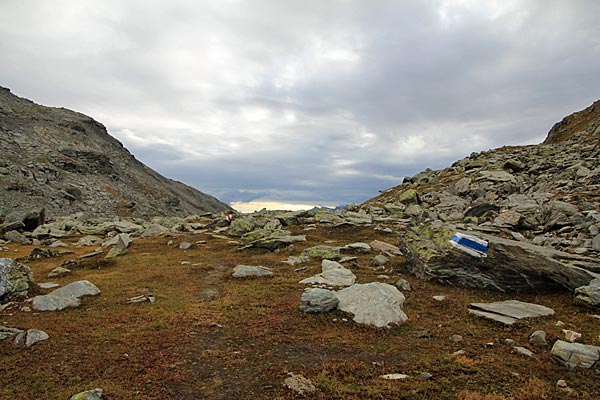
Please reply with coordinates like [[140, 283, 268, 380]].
[[363, 100, 600, 274], [399, 226, 597, 292], [0, 258, 34, 301], [0, 86, 232, 219], [336, 282, 408, 328], [32, 280, 100, 311]]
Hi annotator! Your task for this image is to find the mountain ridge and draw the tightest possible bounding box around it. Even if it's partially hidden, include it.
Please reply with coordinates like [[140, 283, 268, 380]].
[[0, 86, 232, 219]]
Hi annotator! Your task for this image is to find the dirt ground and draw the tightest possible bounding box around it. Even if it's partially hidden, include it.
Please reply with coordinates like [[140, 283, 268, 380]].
[[1, 224, 599, 399]]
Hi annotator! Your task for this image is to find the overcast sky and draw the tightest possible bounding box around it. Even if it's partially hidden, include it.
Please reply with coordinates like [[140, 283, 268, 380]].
[[1, 1, 599, 211]]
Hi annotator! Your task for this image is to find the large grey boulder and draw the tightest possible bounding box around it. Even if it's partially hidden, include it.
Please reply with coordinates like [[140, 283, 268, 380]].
[[399, 225, 598, 292], [551, 340, 600, 369], [468, 300, 555, 325], [32, 280, 100, 311], [232, 265, 273, 278], [299, 288, 339, 312], [0, 258, 34, 301], [336, 282, 408, 328], [574, 278, 600, 307]]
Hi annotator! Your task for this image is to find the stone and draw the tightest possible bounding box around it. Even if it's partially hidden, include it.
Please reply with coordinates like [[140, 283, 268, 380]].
[[529, 330, 547, 346], [38, 282, 60, 289], [342, 242, 372, 254], [4, 208, 45, 231], [449, 334, 463, 343], [28, 247, 58, 260], [469, 300, 555, 326], [397, 189, 420, 204], [399, 225, 597, 292], [592, 234, 600, 251], [0, 258, 34, 301], [179, 242, 192, 250], [299, 288, 339, 312], [105, 233, 132, 258], [321, 259, 344, 272], [25, 329, 49, 347], [32, 280, 101, 311], [240, 229, 306, 251], [479, 170, 516, 183], [48, 267, 71, 278], [228, 216, 263, 237], [574, 278, 600, 307], [69, 388, 103, 400], [49, 240, 67, 248], [433, 295, 446, 301], [336, 282, 408, 328], [395, 278, 412, 291], [369, 240, 402, 256], [3, 230, 31, 245], [453, 177, 472, 194], [381, 373, 409, 380], [372, 255, 389, 267], [464, 203, 500, 218], [284, 373, 316, 395], [283, 255, 309, 266], [232, 265, 273, 278], [513, 346, 534, 357], [301, 245, 341, 260], [551, 340, 600, 369], [142, 224, 169, 237], [493, 210, 522, 228], [76, 235, 103, 247], [299, 265, 356, 287]]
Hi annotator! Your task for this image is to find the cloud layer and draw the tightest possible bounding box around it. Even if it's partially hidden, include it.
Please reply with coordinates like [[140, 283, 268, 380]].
[[2, 0, 599, 207]]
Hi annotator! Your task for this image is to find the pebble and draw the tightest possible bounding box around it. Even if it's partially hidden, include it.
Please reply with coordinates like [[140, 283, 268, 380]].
[[433, 295, 446, 301], [419, 372, 433, 380], [381, 373, 409, 380]]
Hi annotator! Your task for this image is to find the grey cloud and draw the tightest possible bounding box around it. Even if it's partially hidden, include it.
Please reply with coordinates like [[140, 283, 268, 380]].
[[1, 1, 599, 207]]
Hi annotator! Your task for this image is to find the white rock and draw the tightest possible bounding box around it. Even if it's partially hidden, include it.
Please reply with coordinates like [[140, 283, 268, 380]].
[[336, 282, 408, 328]]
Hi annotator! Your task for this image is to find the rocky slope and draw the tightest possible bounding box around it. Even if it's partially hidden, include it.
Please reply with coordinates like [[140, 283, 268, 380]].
[[0, 86, 232, 220], [360, 100, 600, 293]]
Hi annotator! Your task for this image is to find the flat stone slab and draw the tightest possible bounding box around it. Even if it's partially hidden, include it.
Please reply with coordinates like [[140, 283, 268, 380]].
[[32, 280, 101, 311], [232, 265, 273, 278], [469, 300, 555, 325]]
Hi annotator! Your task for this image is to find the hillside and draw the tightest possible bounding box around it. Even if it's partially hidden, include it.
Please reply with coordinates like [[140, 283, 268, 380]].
[[0, 87, 232, 219]]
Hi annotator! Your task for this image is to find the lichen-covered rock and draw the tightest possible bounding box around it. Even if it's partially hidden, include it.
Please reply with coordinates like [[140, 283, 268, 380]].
[[574, 278, 600, 307], [239, 229, 306, 250], [398, 225, 597, 292], [228, 216, 263, 237], [336, 282, 408, 328], [301, 245, 341, 260], [0, 258, 35, 302]]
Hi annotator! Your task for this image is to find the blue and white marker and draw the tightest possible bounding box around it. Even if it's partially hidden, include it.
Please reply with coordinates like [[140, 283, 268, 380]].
[[449, 232, 489, 258]]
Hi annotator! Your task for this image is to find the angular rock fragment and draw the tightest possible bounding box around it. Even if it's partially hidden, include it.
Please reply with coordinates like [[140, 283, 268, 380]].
[[32, 280, 101, 311], [232, 265, 273, 278], [0, 258, 34, 301]]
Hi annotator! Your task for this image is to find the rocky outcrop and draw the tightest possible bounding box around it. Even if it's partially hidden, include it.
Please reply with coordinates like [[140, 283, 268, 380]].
[[0, 86, 232, 220], [398, 226, 597, 292]]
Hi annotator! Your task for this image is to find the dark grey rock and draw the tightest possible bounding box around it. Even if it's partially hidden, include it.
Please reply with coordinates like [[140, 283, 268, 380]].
[[299, 288, 339, 313]]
